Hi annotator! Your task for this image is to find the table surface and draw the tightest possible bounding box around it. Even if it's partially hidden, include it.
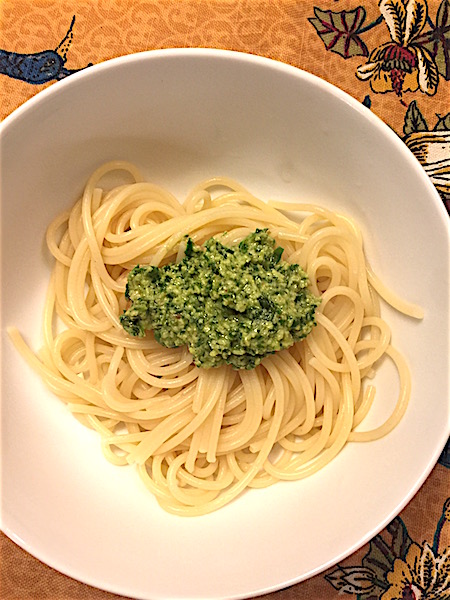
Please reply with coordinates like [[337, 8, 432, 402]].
[[1, 1, 449, 599]]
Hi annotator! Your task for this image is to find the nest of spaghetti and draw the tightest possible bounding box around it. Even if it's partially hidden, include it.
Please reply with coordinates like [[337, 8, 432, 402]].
[[9, 161, 423, 516]]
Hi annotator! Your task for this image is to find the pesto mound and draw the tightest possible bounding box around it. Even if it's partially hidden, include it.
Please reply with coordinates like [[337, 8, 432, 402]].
[[120, 229, 320, 369]]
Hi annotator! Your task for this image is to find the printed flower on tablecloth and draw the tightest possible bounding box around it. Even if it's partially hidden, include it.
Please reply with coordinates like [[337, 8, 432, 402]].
[[356, 0, 439, 96], [310, 0, 450, 98], [381, 542, 450, 599], [309, 0, 449, 211], [325, 498, 450, 599]]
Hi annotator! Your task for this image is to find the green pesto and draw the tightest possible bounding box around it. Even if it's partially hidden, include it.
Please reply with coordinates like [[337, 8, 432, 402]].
[[120, 229, 320, 370]]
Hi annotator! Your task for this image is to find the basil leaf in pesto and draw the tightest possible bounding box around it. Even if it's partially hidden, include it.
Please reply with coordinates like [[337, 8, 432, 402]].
[[120, 229, 320, 370]]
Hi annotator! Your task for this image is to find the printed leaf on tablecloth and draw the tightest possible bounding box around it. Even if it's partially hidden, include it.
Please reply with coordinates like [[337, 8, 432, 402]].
[[434, 113, 450, 131], [417, 542, 438, 590], [357, 519, 413, 598], [434, 547, 450, 593], [362, 94, 372, 107], [381, 0, 408, 43], [325, 565, 381, 596], [437, 439, 450, 466], [361, 537, 395, 580], [416, 46, 440, 93], [403, 100, 429, 134], [361, 517, 413, 578], [387, 517, 413, 561], [308, 7, 369, 58], [420, 0, 450, 79]]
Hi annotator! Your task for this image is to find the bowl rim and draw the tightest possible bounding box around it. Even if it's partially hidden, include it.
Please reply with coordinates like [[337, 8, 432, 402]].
[[1, 48, 449, 600], [0, 48, 446, 218]]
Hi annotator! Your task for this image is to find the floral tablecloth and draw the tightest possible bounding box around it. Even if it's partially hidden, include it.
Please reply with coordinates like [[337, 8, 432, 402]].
[[0, 1, 449, 599]]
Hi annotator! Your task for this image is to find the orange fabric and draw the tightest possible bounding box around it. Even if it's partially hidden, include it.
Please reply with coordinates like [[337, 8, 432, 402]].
[[1, 1, 449, 598], [1, 0, 449, 131]]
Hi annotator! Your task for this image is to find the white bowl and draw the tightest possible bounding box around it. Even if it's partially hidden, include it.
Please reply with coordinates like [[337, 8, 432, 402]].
[[1, 49, 449, 600]]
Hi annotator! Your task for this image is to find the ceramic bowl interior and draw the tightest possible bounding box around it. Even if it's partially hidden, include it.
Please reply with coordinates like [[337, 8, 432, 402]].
[[1, 49, 448, 600]]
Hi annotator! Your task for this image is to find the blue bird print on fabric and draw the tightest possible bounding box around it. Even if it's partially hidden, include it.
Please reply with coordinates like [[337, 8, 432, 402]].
[[0, 16, 91, 84]]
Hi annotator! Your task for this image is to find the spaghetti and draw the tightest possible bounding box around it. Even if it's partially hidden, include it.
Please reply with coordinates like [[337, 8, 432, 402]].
[[8, 161, 424, 516]]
